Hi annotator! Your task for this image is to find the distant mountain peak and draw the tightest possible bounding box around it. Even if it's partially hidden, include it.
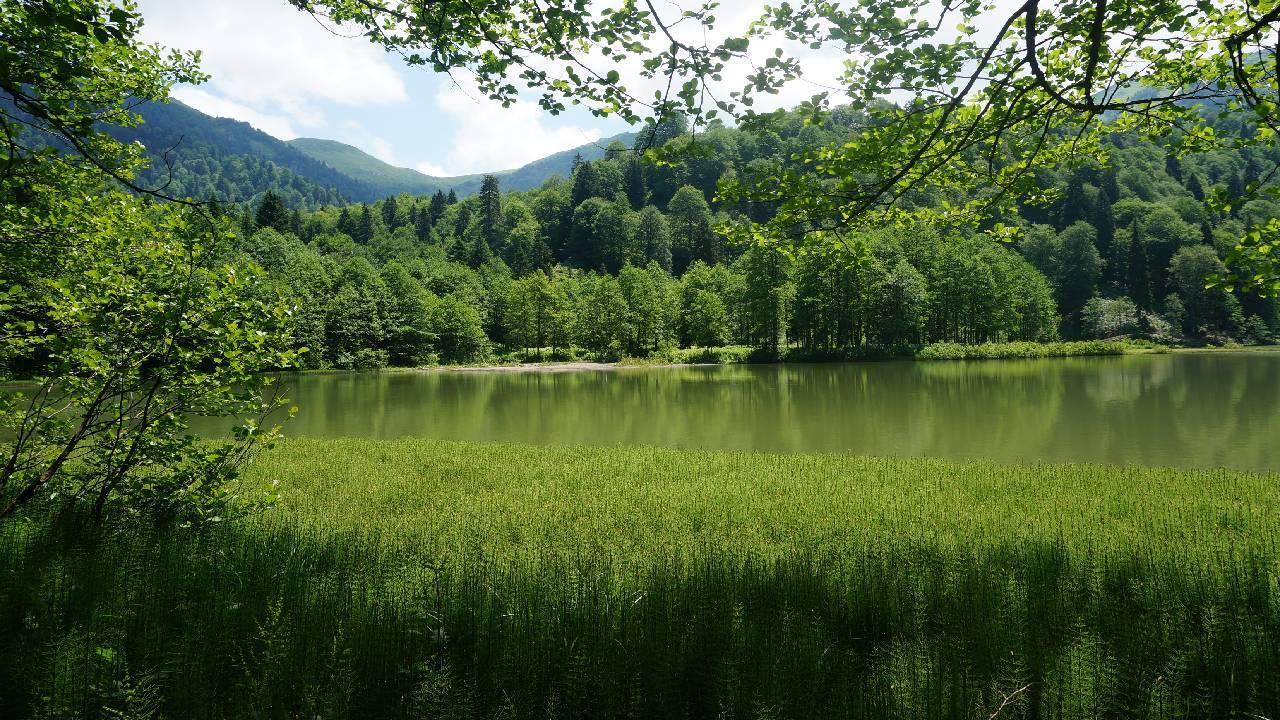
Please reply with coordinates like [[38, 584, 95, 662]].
[[112, 99, 637, 207]]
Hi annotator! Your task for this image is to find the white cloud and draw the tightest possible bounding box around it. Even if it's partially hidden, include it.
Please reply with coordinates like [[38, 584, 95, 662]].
[[367, 137, 397, 165], [137, 0, 405, 134], [171, 87, 298, 139], [415, 161, 452, 178], [430, 83, 603, 176]]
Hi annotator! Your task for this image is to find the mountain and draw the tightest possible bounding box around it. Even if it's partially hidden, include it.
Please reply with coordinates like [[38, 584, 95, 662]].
[[108, 99, 371, 208], [114, 99, 638, 207], [499, 132, 639, 190], [286, 138, 486, 198], [287, 132, 639, 198]]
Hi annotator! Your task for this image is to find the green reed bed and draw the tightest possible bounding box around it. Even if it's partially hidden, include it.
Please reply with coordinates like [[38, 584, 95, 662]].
[[1, 439, 1277, 719]]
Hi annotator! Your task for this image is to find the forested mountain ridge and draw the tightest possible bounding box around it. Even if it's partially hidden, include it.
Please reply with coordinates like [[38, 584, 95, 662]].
[[108, 99, 638, 207], [106, 99, 364, 207]]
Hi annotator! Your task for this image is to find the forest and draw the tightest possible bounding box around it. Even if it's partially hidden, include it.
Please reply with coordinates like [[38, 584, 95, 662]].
[[226, 109, 1280, 369], [6, 1, 1280, 718]]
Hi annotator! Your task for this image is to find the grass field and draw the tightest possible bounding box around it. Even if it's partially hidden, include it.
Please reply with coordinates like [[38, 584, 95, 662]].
[[2, 439, 1278, 718]]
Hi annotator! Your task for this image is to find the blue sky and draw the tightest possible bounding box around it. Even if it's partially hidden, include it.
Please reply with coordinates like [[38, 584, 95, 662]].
[[135, 0, 631, 177], [133, 1, 878, 177]]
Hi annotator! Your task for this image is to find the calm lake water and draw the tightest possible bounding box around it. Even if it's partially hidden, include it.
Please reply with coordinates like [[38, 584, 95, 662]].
[[248, 352, 1280, 470]]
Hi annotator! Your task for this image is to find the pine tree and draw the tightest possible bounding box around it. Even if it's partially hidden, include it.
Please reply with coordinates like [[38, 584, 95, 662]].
[[355, 206, 375, 245], [624, 155, 647, 210], [571, 161, 601, 208], [336, 207, 354, 238], [1187, 173, 1206, 201], [478, 175, 503, 252], [1127, 218, 1153, 311], [429, 190, 448, 223], [1245, 154, 1265, 184], [1229, 171, 1246, 199], [382, 194, 399, 229], [254, 190, 290, 233], [1165, 154, 1183, 183], [1228, 171, 1246, 216], [415, 205, 433, 243], [1094, 197, 1117, 289], [446, 189, 458, 204], [468, 235, 492, 267], [1101, 167, 1120, 203], [1058, 171, 1091, 228], [1201, 221, 1215, 246]]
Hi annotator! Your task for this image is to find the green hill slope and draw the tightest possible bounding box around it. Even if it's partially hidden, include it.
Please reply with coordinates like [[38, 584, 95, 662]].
[[286, 138, 487, 198]]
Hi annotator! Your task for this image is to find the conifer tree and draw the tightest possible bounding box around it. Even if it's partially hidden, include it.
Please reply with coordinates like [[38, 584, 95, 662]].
[[1186, 173, 1206, 201], [355, 206, 375, 245], [469, 235, 493, 267], [1165, 154, 1183, 183], [478, 175, 504, 252], [571, 161, 601, 208], [1128, 218, 1153, 311], [382, 194, 399, 229], [624, 155, 647, 210], [1228, 171, 1246, 199], [337, 207, 354, 238], [1058, 171, 1090, 228], [415, 205, 433, 243], [1094, 197, 1118, 290], [447, 189, 458, 204], [1101, 167, 1120, 203], [1245, 155, 1265, 184], [1200, 221, 1215, 246], [429, 190, 449, 223], [254, 190, 291, 233]]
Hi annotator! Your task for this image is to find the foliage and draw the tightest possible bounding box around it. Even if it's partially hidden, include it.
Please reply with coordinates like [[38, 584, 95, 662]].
[[0, 0, 298, 523], [0, 175, 298, 522], [915, 341, 1127, 361], [290, 0, 1280, 294], [1081, 297, 1141, 339]]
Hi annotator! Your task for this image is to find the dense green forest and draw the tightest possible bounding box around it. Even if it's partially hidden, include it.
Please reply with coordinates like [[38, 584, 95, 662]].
[[225, 111, 1280, 369]]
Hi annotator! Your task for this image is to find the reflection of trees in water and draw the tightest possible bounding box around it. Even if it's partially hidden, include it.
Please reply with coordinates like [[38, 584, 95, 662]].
[[276, 355, 1280, 470]]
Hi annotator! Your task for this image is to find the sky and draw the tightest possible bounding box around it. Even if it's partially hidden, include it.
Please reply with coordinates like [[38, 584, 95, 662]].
[[133, 0, 634, 177], [132, 0, 870, 178]]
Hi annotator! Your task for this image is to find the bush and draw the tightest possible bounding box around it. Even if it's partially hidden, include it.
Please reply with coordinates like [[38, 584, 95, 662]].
[[916, 341, 1126, 360], [1080, 296, 1140, 338]]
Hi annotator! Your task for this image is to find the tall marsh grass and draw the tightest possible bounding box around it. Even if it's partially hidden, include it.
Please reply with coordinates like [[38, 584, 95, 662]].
[[1, 439, 1277, 718]]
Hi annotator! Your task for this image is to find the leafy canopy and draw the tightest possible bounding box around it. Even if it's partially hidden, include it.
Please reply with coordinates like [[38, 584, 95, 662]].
[[293, 0, 1280, 288]]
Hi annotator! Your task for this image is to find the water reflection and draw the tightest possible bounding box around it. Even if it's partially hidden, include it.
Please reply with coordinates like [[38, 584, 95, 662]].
[[202, 353, 1280, 470]]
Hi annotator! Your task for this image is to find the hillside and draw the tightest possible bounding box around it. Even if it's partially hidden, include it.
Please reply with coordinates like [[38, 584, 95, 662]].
[[287, 138, 485, 198], [111, 99, 640, 207], [287, 132, 638, 197], [499, 132, 638, 190], [107, 99, 369, 207]]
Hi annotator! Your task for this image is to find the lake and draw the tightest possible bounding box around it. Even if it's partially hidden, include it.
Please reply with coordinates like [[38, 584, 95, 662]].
[[247, 351, 1280, 471]]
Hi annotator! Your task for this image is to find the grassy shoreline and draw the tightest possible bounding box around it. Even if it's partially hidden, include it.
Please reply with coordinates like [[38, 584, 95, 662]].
[[2, 438, 1277, 718], [290, 339, 1165, 375]]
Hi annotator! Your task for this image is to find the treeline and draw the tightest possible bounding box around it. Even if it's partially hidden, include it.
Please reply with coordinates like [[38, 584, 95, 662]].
[[1011, 133, 1280, 343], [226, 109, 1280, 368], [237, 190, 1056, 368]]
